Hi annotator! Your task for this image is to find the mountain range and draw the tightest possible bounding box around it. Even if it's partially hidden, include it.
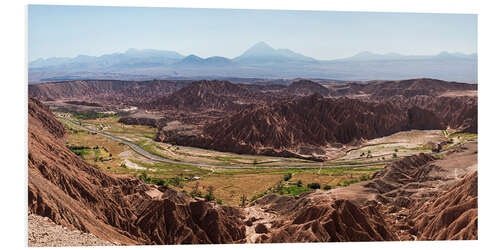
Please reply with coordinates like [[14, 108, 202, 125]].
[[29, 42, 477, 83]]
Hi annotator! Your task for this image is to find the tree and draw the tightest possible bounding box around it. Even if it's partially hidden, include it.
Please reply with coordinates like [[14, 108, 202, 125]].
[[283, 173, 292, 181], [297, 180, 303, 187], [323, 185, 332, 190], [240, 195, 248, 208], [307, 182, 321, 189], [204, 193, 215, 201]]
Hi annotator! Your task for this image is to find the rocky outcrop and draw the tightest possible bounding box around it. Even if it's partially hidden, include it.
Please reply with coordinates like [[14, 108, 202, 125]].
[[387, 95, 477, 133], [118, 116, 164, 128], [361, 151, 478, 241], [251, 194, 396, 243], [411, 171, 478, 240], [281, 79, 331, 97], [159, 94, 444, 159], [28, 98, 246, 245], [142, 80, 275, 112]]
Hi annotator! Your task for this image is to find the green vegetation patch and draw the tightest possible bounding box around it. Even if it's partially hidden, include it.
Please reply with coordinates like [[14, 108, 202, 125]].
[[55, 109, 117, 120], [449, 132, 478, 141], [66, 145, 91, 156]]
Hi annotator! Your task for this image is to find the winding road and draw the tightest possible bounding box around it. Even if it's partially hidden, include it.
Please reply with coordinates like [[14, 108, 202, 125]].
[[60, 117, 390, 170]]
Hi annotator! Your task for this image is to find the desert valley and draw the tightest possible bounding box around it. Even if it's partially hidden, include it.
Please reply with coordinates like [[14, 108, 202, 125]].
[[27, 77, 477, 245]]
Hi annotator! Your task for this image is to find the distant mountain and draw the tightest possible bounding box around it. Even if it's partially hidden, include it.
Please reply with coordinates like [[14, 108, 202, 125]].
[[233, 42, 317, 64], [28, 43, 478, 83], [29, 49, 185, 70], [339, 51, 477, 62], [174, 55, 234, 67]]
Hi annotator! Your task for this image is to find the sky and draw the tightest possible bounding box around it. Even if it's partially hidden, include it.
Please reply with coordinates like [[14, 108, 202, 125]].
[[28, 5, 477, 61]]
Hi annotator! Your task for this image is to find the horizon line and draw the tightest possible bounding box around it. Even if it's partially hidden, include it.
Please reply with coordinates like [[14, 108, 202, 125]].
[[29, 42, 478, 63]]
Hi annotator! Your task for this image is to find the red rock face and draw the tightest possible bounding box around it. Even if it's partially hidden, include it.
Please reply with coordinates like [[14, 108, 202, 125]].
[[28, 79, 190, 105], [411, 171, 478, 240], [142, 80, 276, 112], [387, 95, 477, 133], [251, 194, 397, 243], [28, 98, 246, 245], [160, 94, 445, 159]]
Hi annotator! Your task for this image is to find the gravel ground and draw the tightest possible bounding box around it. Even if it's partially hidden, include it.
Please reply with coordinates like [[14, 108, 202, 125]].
[[28, 213, 116, 247]]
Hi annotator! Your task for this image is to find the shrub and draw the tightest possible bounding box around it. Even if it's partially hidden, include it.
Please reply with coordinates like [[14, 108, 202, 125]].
[[297, 180, 303, 187], [216, 199, 222, 205], [307, 182, 321, 189], [251, 191, 268, 201], [139, 172, 149, 182], [392, 153, 398, 158], [362, 175, 372, 181], [204, 193, 215, 201], [283, 173, 292, 181], [190, 190, 202, 198], [323, 185, 332, 190], [151, 178, 166, 187]]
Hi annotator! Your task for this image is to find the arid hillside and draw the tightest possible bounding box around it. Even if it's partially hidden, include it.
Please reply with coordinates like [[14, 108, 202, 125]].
[[331, 78, 477, 97], [28, 98, 247, 245], [281, 79, 331, 97], [248, 147, 477, 242], [141, 80, 276, 112], [157, 94, 446, 160], [28, 97, 477, 245], [28, 79, 191, 105]]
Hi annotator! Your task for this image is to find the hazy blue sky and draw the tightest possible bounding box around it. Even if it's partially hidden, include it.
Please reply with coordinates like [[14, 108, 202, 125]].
[[28, 5, 477, 61]]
